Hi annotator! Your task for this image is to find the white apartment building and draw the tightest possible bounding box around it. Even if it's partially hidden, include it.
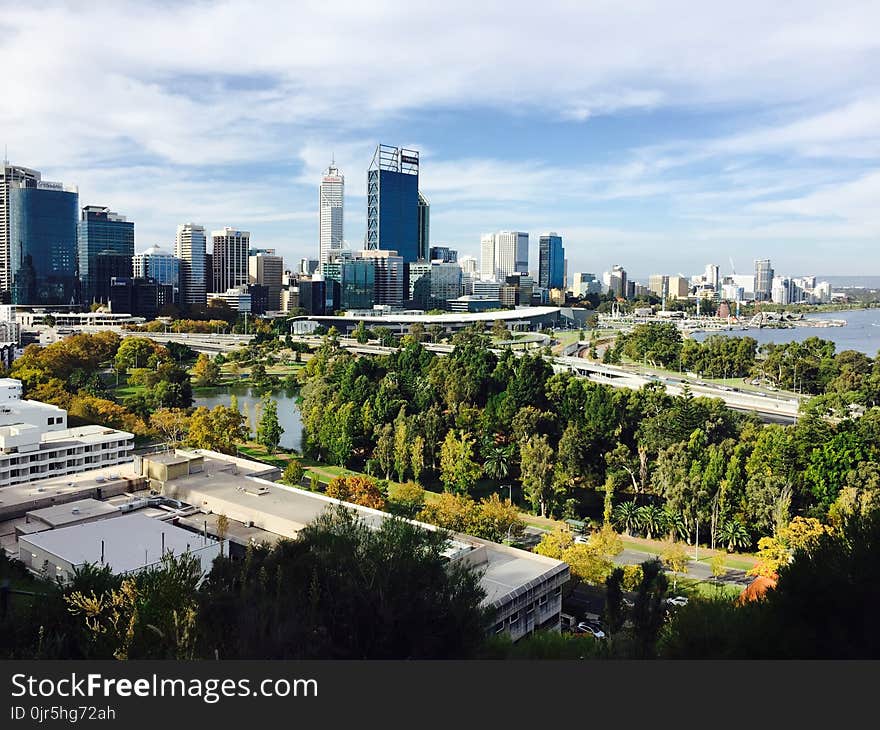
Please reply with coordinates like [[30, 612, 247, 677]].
[[211, 228, 250, 293], [0, 378, 134, 488], [207, 286, 252, 313], [175, 223, 207, 307], [319, 164, 344, 264]]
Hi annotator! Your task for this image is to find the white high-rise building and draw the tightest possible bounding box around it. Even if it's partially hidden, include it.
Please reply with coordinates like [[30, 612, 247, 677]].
[[481, 231, 528, 280], [175, 223, 207, 307], [319, 163, 344, 264], [459, 255, 478, 276], [480, 234, 496, 279], [704, 264, 720, 291], [496, 231, 528, 277], [211, 227, 250, 293]]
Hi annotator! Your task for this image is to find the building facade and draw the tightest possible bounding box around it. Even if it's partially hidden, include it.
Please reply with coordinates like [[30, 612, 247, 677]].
[[0, 164, 42, 298], [417, 192, 430, 261], [538, 233, 564, 290], [358, 249, 404, 306], [754, 259, 774, 302], [211, 228, 249, 293], [78, 206, 134, 305], [248, 251, 283, 311], [175, 224, 207, 308], [366, 144, 420, 262], [8, 180, 79, 305], [0, 378, 133, 488], [133, 245, 181, 304], [319, 164, 344, 264]]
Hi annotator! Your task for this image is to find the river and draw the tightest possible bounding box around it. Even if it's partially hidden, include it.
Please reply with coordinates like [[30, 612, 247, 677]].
[[690, 308, 880, 356], [193, 385, 303, 451]]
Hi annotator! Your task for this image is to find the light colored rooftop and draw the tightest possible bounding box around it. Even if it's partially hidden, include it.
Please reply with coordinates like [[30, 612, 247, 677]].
[[40, 424, 134, 445], [26, 498, 119, 528], [19, 513, 216, 574], [0, 463, 141, 511]]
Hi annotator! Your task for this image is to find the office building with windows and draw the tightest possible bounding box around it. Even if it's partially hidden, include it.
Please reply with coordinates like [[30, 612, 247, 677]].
[[211, 228, 249, 293], [319, 164, 344, 263], [175, 224, 207, 307], [248, 250, 283, 311], [78, 206, 134, 305], [538, 233, 564, 290], [754, 259, 774, 302], [8, 179, 78, 305], [133, 245, 181, 304], [1, 164, 42, 298], [358, 249, 404, 306], [418, 192, 430, 261], [366, 144, 420, 262]]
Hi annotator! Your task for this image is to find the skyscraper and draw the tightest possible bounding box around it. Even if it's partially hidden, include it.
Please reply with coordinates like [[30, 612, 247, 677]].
[[134, 245, 181, 304], [754, 259, 774, 302], [495, 231, 529, 278], [366, 144, 420, 262], [211, 228, 250, 293], [418, 192, 430, 260], [480, 233, 497, 280], [176, 223, 207, 307], [78, 206, 134, 305], [8, 179, 78, 305], [538, 233, 564, 290], [0, 163, 41, 298], [319, 163, 344, 263]]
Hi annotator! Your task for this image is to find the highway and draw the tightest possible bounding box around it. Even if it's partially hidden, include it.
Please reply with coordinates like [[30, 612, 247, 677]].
[[130, 330, 798, 421]]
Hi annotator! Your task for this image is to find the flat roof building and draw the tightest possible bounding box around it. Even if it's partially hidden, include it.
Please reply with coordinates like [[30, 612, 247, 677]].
[[18, 512, 220, 584]]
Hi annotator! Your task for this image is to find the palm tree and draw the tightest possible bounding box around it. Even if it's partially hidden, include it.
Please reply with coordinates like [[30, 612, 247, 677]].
[[483, 443, 515, 481], [662, 507, 689, 542], [612, 500, 640, 536], [636, 504, 666, 540], [718, 518, 751, 552]]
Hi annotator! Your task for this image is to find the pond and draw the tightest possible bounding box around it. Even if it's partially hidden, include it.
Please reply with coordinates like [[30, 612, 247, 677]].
[[193, 385, 303, 451]]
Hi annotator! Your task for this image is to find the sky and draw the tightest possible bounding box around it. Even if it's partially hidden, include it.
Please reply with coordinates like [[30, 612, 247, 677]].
[[3, 1, 880, 280]]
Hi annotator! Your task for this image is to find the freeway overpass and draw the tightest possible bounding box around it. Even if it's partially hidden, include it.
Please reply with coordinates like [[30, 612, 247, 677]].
[[555, 355, 800, 422], [130, 331, 797, 421]]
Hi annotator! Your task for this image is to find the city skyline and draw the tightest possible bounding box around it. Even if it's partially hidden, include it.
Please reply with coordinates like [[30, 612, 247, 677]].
[[2, 3, 880, 276]]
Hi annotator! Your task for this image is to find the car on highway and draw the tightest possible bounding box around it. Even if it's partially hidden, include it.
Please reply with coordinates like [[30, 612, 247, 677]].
[[576, 622, 606, 639], [666, 596, 688, 607]]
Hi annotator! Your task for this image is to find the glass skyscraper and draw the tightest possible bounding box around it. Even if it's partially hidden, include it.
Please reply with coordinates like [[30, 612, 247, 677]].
[[8, 181, 78, 305], [538, 233, 565, 290], [134, 245, 181, 304], [366, 144, 420, 262], [78, 206, 134, 305]]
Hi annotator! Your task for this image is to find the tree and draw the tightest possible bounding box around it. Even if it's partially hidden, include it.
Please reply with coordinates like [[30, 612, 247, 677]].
[[150, 408, 190, 447], [216, 514, 230, 557], [520, 435, 556, 517], [185, 405, 246, 454], [198, 506, 488, 659], [660, 541, 689, 591], [114, 337, 158, 374], [410, 435, 426, 484], [255, 395, 283, 453], [393, 407, 410, 483], [439, 431, 482, 495], [718, 518, 751, 552], [191, 353, 221, 387], [534, 528, 575, 560], [374, 423, 394, 479], [613, 500, 640, 536], [710, 554, 727, 584], [636, 505, 666, 541], [326, 475, 386, 510], [389, 481, 426, 518], [482, 443, 515, 481], [281, 458, 305, 486]]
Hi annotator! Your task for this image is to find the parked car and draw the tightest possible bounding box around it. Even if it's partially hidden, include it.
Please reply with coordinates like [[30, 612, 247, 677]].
[[576, 622, 606, 639], [666, 596, 688, 607], [574, 534, 589, 544]]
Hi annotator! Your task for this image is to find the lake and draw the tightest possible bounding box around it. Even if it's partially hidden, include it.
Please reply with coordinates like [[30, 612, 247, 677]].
[[193, 385, 303, 451], [691, 308, 880, 356]]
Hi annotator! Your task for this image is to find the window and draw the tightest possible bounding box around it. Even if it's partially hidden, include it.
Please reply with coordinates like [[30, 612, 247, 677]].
[[509, 612, 520, 626], [493, 621, 505, 634], [526, 603, 535, 614], [538, 594, 548, 606], [554, 586, 561, 596]]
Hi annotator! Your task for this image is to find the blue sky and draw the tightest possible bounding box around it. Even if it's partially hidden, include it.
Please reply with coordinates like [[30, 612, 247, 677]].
[[3, 1, 880, 280]]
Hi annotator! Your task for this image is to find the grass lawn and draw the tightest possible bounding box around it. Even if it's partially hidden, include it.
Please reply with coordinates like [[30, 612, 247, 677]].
[[676, 578, 741, 600]]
